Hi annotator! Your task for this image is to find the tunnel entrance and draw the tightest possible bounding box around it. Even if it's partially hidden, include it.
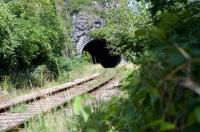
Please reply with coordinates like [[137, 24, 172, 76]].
[[83, 39, 121, 68]]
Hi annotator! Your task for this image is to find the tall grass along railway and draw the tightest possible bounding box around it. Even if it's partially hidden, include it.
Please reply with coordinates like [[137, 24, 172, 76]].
[[0, 69, 117, 131]]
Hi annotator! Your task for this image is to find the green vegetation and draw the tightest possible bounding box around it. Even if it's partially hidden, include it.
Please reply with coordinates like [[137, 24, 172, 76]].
[[67, 0, 92, 15], [82, 0, 200, 131], [0, 0, 65, 70], [10, 103, 28, 113], [2, 62, 103, 98], [0, 0, 75, 91], [24, 68, 116, 132], [1, 0, 200, 131]]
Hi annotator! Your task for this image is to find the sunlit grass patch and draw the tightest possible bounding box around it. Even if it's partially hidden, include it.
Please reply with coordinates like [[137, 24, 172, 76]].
[[10, 103, 28, 113]]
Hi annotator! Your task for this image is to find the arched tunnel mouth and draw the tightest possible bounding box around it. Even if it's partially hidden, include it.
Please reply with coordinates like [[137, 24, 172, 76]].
[[83, 39, 121, 68]]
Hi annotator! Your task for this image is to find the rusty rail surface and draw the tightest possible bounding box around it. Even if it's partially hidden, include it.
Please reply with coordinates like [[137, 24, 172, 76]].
[[0, 71, 116, 131]]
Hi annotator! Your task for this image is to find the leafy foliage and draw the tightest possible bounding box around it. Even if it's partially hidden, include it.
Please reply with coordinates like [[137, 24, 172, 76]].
[[0, 0, 77, 89], [66, 0, 92, 15], [79, 0, 200, 131], [0, 0, 67, 71]]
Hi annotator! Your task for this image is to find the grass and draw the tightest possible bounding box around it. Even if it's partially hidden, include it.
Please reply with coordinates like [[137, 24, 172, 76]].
[[0, 63, 104, 100], [10, 103, 28, 113], [1, 63, 133, 131], [25, 108, 76, 132], [23, 68, 117, 132]]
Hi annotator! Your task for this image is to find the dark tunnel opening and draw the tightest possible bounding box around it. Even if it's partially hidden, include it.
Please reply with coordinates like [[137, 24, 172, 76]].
[[83, 39, 121, 68]]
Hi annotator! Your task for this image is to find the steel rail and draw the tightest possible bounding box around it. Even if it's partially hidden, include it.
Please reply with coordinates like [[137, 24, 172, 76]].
[[0, 71, 116, 131], [0, 73, 103, 113]]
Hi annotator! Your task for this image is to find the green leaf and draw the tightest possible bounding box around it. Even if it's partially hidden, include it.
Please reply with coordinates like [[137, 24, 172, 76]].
[[188, 110, 196, 126], [159, 12, 179, 32], [73, 95, 92, 122], [134, 29, 146, 38], [81, 109, 90, 122], [73, 96, 82, 115], [188, 106, 200, 126], [160, 121, 176, 131], [150, 27, 167, 41], [147, 88, 160, 105], [195, 107, 200, 123], [148, 119, 176, 131]]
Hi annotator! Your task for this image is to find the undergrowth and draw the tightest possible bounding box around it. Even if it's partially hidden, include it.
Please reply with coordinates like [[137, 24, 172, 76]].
[[23, 68, 116, 132], [0, 58, 103, 98]]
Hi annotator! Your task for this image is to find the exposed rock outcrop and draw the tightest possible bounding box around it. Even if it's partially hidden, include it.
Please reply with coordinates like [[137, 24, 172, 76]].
[[72, 1, 119, 55], [71, 1, 121, 67]]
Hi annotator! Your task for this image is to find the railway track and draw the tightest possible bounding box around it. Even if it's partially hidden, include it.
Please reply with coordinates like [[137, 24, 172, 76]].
[[0, 70, 117, 131]]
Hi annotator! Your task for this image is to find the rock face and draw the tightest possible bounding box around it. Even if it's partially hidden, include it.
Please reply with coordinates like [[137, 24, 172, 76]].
[[74, 15, 105, 53], [73, 1, 120, 55], [73, 12, 105, 42], [72, 1, 121, 68], [73, 13, 105, 55]]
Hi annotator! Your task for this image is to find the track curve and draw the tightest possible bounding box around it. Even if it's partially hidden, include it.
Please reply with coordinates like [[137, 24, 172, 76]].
[[0, 70, 117, 131]]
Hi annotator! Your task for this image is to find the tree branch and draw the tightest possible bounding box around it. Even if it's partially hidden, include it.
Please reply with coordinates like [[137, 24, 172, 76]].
[[180, 78, 200, 96]]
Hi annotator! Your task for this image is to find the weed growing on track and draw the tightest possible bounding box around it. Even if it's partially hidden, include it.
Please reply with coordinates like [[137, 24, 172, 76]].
[[10, 103, 28, 113]]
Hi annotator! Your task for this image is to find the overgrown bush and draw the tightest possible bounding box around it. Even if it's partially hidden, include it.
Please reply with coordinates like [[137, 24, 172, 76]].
[[0, 0, 66, 71], [0, 3, 18, 68], [76, 0, 200, 131], [46, 55, 72, 77], [31, 65, 54, 87], [67, 0, 92, 15], [0, 0, 76, 89]]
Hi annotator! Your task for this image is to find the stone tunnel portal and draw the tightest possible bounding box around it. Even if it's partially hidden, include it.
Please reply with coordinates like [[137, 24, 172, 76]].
[[83, 39, 121, 68]]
